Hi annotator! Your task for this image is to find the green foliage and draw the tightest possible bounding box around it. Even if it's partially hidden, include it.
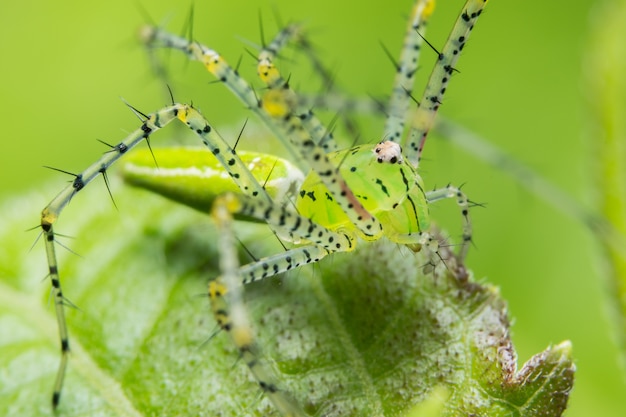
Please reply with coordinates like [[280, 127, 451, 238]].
[[0, 186, 573, 416], [585, 0, 626, 371]]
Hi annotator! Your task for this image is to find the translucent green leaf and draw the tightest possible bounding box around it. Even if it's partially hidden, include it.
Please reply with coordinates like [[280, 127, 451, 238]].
[[0, 184, 574, 416]]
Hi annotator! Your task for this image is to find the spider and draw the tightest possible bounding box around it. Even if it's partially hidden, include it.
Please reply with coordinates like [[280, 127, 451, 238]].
[[40, 0, 489, 415]]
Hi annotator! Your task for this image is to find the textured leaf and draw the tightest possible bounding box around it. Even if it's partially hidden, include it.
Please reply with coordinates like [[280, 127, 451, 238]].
[[0, 184, 574, 416]]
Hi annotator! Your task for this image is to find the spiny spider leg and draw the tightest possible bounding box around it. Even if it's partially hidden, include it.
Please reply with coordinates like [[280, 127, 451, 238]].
[[425, 185, 473, 266], [256, 23, 340, 153], [405, 0, 489, 165], [384, 0, 435, 143], [41, 103, 281, 408], [142, 22, 386, 241]]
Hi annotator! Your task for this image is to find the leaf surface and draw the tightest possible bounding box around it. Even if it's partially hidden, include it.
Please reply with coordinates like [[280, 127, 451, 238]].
[[0, 185, 574, 416]]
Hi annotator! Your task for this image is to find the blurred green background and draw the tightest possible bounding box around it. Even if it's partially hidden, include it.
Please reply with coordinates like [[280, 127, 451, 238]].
[[0, 0, 624, 415]]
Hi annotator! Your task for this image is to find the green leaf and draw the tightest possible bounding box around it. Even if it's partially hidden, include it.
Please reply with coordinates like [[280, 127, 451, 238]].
[[0, 184, 574, 416]]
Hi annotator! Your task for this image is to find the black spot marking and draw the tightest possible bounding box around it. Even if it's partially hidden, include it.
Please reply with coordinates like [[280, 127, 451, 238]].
[[406, 195, 420, 230], [375, 178, 390, 197], [72, 175, 85, 192], [260, 381, 278, 393], [291, 216, 301, 232], [399, 168, 410, 192]]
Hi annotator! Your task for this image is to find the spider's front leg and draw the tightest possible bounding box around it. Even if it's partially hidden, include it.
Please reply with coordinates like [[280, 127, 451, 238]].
[[208, 192, 357, 416], [425, 185, 473, 271]]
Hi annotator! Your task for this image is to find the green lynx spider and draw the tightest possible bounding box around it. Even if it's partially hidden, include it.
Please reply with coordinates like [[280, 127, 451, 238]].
[[40, 0, 488, 414]]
